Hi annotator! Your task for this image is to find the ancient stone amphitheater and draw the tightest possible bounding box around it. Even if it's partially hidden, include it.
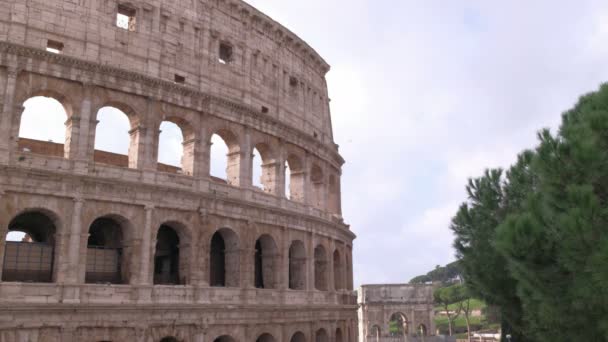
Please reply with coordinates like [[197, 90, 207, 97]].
[[0, 1, 356, 341]]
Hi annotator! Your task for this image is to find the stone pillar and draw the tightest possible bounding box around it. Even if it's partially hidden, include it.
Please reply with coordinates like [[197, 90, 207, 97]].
[[129, 125, 148, 170], [303, 153, 312, 205], [307, 232, 315, 292], [0, 67, 18, 165], [59, 197, 85, 284], [240, 243, 254, 288], [236, 129, 252, 187], [182, 137, 199, 176], [140, 204, 154, 285], [199, 128, 211, 179], [279, 226, 288, 290], [70, 83, 95, 173], [329, 240, 336, 292]]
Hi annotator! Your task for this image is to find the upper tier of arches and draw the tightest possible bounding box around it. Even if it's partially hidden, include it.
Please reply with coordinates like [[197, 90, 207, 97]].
[[1, 0, 334, 144], [6, 72, 343, 218]]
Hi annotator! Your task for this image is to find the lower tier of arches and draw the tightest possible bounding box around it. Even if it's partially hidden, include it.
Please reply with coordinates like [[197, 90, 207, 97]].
[[0, 306, 358, 342]]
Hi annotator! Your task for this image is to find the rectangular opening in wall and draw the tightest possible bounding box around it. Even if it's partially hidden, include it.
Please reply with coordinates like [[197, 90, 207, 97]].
[[261, 106, 269, 114], [174, 74, 185, 84], [46, 40, 64, 54], [289, 76, 299, 87], [219, 42, 233, 64], [117, 5, 136, 31]]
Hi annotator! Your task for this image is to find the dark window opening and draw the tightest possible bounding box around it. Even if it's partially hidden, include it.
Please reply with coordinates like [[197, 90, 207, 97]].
[[2, 212, 56, 283], [174, 74, 185, 84], [154, 226, 180, 285], [254, 240, 264, 288], [117, 5, 136, 31], [289, 76, 299, 87], [261, 106, 269, 114], [219, 42, 233, 64], [86, 218, 124, 284], [210, 232, 226, 286], [46, 40, 64, 54]]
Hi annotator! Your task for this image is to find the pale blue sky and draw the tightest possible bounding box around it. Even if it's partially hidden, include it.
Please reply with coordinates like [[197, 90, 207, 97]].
[[16, 0, 608, 287]]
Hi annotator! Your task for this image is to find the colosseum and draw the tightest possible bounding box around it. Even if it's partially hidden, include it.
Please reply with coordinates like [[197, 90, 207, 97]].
[[0, 0, 356, 341]]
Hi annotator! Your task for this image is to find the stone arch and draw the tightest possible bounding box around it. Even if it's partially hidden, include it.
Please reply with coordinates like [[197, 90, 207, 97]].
[[93, 102, 141, 169], [285, 153, 305, 201], [315, 328, 329, 342], [254, 234, 278, 289], [370, 325, 381, 341], [209, 128, 241, 185], [417, 324, 428, 336], [2, 209, 62, 283], [252, 142, 277, 193], [212, 335, 236, 342], [17, 92, 73, 159], [335, 328, 343, 342], [333, 248, 344, 290], [209, 227, 240, 287], [389, 312, 409, 337], [85, 214, 134, 284], [160, 337, 179, 342], [153, 221, 192, 285], [156, 115, 197, 175], [310, 164, 325, 209], [256, 333, 276, 342], [314, 244, 328, 291], [288, 240, 307, 290], [290, 332, 306, 342]]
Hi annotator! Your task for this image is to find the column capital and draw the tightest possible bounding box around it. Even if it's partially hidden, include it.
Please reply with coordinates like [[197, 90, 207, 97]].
[[73, 196, 85, 204], [144, 204, 155, 211]]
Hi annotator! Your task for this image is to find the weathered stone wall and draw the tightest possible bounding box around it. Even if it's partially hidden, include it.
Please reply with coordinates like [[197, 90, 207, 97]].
[[358, 285, 435, 342], [0, 0, 355, 341]]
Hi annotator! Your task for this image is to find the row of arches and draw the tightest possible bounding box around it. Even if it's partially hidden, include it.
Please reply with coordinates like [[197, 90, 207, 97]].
[[368, 313, 428, 340], [16, 95, 341, 213], [2, 210, 353, 290], [154, 327, 345, 342]]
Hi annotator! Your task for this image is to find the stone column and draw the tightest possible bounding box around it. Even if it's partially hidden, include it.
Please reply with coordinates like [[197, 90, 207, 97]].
[[59, 197, 85, 284], [307, 232, 315, 292], [240, 243, 255, 288], [279, 226, 288, 290], [129, 125, 149, 170], [69, 83, 95, 173], [303, 153, 312, 205], [233, 129, 252, 187], [329, 240, 335, 292], [140, 204, 154, 285], [0, 190, 5, 281], [0, 68, 19, 165]]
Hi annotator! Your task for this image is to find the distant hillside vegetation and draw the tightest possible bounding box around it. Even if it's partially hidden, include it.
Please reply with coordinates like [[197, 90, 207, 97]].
[[410, 261, 461, 285]]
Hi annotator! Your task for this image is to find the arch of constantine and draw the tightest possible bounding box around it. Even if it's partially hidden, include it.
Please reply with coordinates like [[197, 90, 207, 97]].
[[358, 285, 435, 342], [0, 0, 357, 341]]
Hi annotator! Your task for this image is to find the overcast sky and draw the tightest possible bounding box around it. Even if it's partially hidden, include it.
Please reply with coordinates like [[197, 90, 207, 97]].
[[17, 0, 608, 287]]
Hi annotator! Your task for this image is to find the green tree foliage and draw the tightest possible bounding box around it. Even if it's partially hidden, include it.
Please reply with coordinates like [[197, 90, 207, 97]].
[[495, 84, 608, 341], [410, 261, 462, 285], [451, 83, 608, 341]]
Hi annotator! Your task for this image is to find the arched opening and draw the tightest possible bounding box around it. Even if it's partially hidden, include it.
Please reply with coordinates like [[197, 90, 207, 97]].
[[285, 154, 304, 202], [418, 324, 428, 337], [86, 217, 129, 284], [154, 225, 181, 285], [333, 249, 344, 290], [213, 335, 236, 342], [288, 240, 307, 290], [328, 174, 340, 214], [94, 106, 135, 168], [389, 313, 409, 337], [252, 143, 277, 193], [315, 328, 329, 342], [310, 164, 325, 209], [335, 328, 343, 342], [252, 147, 263, 189], [370, 325, 381, 341], [290, 332, 306, 342], [254, 234, 278, 289], [256, 333, 276, 342], [210, 130, 239, 185], [157, 121, 184, 173], [160, 338, 178, 342], [209, 228, 239, 287], [314, 245, 328, 291], [2, 211, 57, 283], [18, 96, 70, 158]]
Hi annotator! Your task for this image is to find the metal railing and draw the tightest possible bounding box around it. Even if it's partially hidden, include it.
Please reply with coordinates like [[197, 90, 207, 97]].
[[2, 241, 54, 282], [85, 246, 123, 284]]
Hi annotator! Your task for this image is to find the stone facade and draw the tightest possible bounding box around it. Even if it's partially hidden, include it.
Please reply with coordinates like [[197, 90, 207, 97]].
[[0, 0, 356, 341], [358, 285, 435, 342]]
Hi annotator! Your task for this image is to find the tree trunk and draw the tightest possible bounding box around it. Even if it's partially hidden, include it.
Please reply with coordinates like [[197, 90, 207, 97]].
[[447, 314, 453, 336], [465, 315, 471, 342]]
